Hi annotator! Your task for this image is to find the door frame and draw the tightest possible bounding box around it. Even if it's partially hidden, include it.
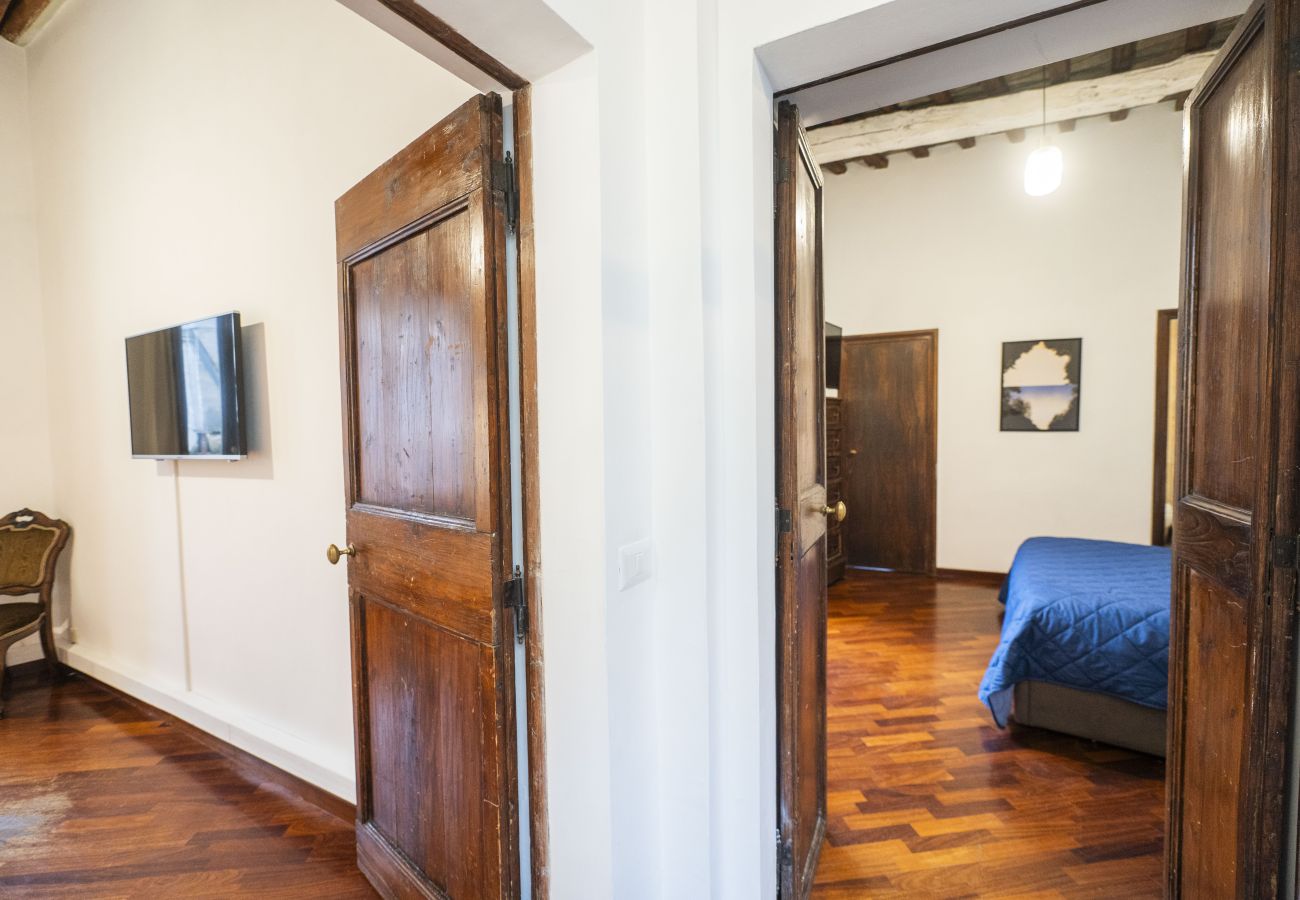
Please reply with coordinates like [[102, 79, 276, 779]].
[[1151, 308, 1178, 546], [839, 329, 938, 576], [769, 7, 1300, 892], [344, 13, 549, 895]]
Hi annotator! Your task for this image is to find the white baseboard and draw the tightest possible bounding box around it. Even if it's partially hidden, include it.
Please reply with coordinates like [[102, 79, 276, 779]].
[[59, 644, 357, 803]]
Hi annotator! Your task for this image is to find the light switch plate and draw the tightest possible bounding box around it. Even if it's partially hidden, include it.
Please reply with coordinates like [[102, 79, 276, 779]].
[[618, 538, 653, 591]]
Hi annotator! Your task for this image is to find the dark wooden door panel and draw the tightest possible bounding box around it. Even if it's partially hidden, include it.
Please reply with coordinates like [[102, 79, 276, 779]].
[[1184, 20, 1270, 514], [1177, 567, 1249, 898], [776, 100, 827, 900], [347, 511, 498, 643], [839, 330, 937, 575], [336, 94, 518, 900], [351, 204, 481, 523], [1166, 3, 1300, 896], [362, 598, 502, 897]]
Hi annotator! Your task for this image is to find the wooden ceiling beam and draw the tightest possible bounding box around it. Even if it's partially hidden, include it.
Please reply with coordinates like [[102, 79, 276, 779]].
[[808, 51, 1214, 165], [1046, 59, 1071, 85], [1185, 23, 1215, 54], [0, 0, 62, 45], [1112, 42, 1138, 74], [910, 146, 930, 159]]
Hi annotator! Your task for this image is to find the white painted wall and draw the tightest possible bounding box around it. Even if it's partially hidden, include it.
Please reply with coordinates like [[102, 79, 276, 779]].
[[824, 105, 1183, 572], [0, 40, 57, 666], [21, 0, 475, 796]]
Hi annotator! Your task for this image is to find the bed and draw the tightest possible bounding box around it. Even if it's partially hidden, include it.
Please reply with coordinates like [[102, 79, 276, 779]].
[[978, 536, 1171, 756]]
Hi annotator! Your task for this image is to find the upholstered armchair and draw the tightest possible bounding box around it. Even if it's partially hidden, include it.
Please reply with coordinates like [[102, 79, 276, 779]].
[[0, 508, 71, 715]]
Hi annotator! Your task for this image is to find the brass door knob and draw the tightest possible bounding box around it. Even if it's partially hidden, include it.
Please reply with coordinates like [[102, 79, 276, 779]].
[[821, 501, 847, 522], [326, 543, 356, 565]]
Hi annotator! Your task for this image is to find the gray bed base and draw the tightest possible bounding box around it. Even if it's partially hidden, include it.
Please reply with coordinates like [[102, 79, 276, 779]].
[[1011, 680, 1167, 758]]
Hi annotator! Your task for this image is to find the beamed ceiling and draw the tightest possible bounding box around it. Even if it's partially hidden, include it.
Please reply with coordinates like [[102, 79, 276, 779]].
[[1, 0, 62, 45], [810, 17, 1238, 174]]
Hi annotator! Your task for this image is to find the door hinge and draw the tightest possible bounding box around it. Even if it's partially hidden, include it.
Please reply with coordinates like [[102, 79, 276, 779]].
[[1288, 38, 1300, 73], [778, 835, 793, 868], [1271, 534, 1299, 569], [775, 157, 792, 184], [492, 152, 519, 235], [504, 565, 527, 643], [777, 507, 793, 534]]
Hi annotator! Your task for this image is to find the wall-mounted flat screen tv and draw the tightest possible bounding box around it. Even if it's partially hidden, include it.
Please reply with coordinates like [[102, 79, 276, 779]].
[[126, 312, 247, 459]]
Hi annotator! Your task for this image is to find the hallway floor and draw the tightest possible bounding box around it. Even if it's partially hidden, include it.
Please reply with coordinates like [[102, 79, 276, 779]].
[[0, 667, 376, 898], [812, 570, 1166, 898]]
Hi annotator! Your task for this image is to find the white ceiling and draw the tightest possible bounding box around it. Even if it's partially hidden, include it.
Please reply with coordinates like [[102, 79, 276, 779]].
[[762, 0, 1249, 127]]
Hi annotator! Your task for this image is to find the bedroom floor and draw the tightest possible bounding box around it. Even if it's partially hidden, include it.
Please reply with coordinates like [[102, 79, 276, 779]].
[[811, 570, 1165, 899]]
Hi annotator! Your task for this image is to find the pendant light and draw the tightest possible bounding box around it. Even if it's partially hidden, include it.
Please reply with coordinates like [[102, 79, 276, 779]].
[[1024, 66, 1063, 197]]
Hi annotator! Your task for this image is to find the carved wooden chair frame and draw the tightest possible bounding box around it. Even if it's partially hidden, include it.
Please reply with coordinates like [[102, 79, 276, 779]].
[[0, 508, 71, 712]]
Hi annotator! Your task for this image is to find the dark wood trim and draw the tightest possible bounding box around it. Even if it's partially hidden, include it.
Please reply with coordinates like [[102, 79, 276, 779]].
[[1260, 0, 1300, 888], [936, 568, 1006, 588], [776, 0, 1109, 100], [1151, 308, 1178, 546], [840, 329, 939, 576], [66, 667, 357, 824], [840, 328, 938, 344], [375, 0, 527, 90], [511, 85, 549, 900]]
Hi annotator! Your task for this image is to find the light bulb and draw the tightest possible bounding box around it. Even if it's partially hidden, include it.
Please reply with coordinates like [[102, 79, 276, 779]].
[[1024, 145, 1063, 196]]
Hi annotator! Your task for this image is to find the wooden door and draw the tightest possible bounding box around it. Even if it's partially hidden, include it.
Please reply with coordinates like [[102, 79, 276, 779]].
[[839, 330, 937, 575], [1166, 3, 1300, 896], [775, 100, 828, 900], [334, 94, 519, 899]]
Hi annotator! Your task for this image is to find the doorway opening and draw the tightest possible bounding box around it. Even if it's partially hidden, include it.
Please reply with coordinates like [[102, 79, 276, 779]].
[[330, 8, 549, 896], [771, 5, 1300, 895]]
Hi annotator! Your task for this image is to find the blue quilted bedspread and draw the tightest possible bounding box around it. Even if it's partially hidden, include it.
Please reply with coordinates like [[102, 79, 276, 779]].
[[978, 537, 1171, 727]]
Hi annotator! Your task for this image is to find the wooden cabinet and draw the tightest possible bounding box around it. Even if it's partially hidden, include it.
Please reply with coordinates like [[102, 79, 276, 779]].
[[826, 396, 846, 584]]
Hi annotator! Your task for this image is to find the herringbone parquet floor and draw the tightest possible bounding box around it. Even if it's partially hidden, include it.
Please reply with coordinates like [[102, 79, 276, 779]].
[[812, 570, 1165, 898]]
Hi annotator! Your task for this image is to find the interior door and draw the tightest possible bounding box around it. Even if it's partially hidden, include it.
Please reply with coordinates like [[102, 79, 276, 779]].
[[775, 100, 829, 900], [839, 330, 937, 575], [1167, 3, 1300, 896], [334, 94, 519, 899]]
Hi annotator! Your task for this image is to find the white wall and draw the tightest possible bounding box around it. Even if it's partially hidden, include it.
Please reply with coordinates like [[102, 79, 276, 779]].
[[824, 105, 1183, 572], [0, 40, 57, 665], [22, 0, 475, 795]]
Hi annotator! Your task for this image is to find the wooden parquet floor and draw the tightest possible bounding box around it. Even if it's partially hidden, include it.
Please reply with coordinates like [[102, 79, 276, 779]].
[[812, 571, 1165, 899], [0, 668, 377, 898]]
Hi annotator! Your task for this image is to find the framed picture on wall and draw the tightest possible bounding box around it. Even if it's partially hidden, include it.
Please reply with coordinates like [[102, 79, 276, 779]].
[[1000, 338, 1081, 432]]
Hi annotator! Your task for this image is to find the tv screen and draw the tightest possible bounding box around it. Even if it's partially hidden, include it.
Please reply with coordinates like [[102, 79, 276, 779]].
[[126, 312, 247, 459], [826, 321, 843, 391]]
